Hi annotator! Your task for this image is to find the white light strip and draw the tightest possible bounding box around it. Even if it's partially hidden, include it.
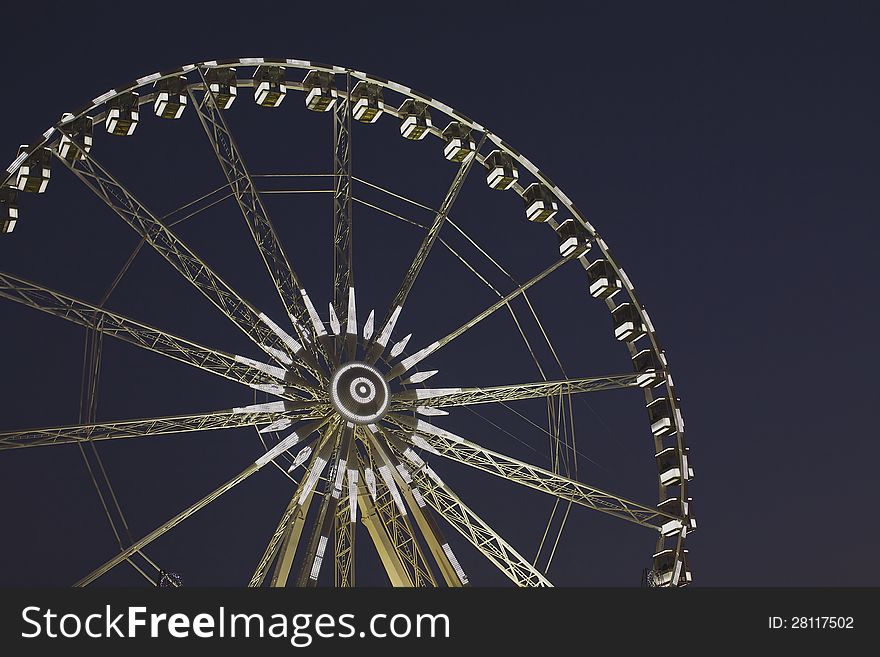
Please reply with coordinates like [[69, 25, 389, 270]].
[[441, 543, 469, 584], [137, 72, 162, 85], [248, 383, 286, 396], [299, 457, 328, 504], [328, 303, 341, 335], [233, 401, 286, 414], [364, 468, 377, 501], [300, 290, 328, 337], [410, 434, 440, 456], [7, 153, 28, 174], [261, 344, 293, 366], [376, 305, 402, 347], [234, 355, 287, 381], [309, 535, 329, 580], [402, 447, 425, 468], [411, 487, 426, 508], [239, 57, 264, 65], [404, 369, 438, 384], [332, 458, 347, 498], [363, 310, 375, 341], [416, 420, 464, 443], [413, 387, 462, 400], [398, 342, 439, 374], [289, 445, 312, 471], [346, 287, 357, 335], [347, 469, 358, 522], [258, 312, 303, 354], [92, 89, 117, 105], [395, 463, 414, 484], [378, 465, 407, 516], [389, 333, 412, 359], [416, 406, 448, 417], [258, 418, 292, 434], [256, 430, 303, 467]]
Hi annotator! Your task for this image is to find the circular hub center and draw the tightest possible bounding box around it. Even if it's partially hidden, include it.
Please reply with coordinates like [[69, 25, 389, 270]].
[[329, 362, 390, 425]]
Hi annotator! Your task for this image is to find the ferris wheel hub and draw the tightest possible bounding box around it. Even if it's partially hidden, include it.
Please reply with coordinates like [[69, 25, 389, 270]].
[[328, 361, 390, 425]]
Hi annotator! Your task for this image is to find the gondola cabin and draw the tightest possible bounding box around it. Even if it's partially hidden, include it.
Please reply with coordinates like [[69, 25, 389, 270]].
[[351, 81, 383, 123], [253, 66, 286, 107], [58, 114, 93, 162], [398, 99, 432, 140], [105, 92, 140, 136], [611, 302, 645, 342], [555, 218, 589, 257], [587, 259, 622, 299], [154, 76, 188, 119], [658, 496, 696, 536], [522, 183, 558, 222], [14, 146, 51, 194], [632, 348, 662, 387], [303, 70, 337, 112], [652, 549, 692, 586], [1, 187, 18, 233], [441, 122, 476, 163], [484, 149, 518, 190], [655, 446, 694, 487], [205, 67, 237, 109], [647, 396, 675, 437]]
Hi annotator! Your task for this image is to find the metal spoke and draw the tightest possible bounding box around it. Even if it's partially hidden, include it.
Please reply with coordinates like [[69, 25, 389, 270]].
[[393, 373, 640, 409], [53, 134, 311, 375], [189, 71, 326, 373], [333, 73, 354, 345], [74, 415, 331, 586], [366, 135, 485, 363], [295, 425, 346, 587], [385, 247, 588, 380], [0, 408, 298, 450], [0, 271, 314, 399], [366, 428, 464, 587], [385, 435, 551, 587], [334, 434, 358, 587], [249, 426, 332, 587], [387, 415, 679, 529], [359, 434, 437, 587]]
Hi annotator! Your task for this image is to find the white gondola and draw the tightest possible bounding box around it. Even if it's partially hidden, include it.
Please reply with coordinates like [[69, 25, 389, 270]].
[[647, 396, 675, 437], [587, 259, 622, 299], [441, 122, 475, 163], [656, 446, 694, 487], [611, 302, 645, 342], [58, 114, 93, 162], [253, 66, 286, 107], [484, 149, 518, 190], [658, 496, 696, 537], [303, 70, 336, 112], [522, 183, 558, 222], [632, 348, 662, 387], [205, 67, 237, 109], [1, 187, 18, 233], [555, 218, 590, 257], [652, 549, 692, 586], [14, 146, 51, 194], [154, 76, 188, 119], [105, 92, 139, 136], [398, 99, 432, 140], [351, 81, 383, 123]]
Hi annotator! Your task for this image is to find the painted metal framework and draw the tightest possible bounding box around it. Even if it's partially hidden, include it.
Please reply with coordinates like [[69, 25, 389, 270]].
[[0, 57, 693, 587]]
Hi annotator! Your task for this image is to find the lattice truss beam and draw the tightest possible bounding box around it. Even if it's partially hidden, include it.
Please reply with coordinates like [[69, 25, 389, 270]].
[[52, 126, 316, 381], [188, 69, 326, 374]]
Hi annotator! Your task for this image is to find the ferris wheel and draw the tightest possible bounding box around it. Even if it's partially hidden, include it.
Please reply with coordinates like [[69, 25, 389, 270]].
[[0, 57, 695, 587]]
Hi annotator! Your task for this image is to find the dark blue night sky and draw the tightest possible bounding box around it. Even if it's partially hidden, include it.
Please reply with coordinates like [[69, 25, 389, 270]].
[[0, 3, 877, 587]]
